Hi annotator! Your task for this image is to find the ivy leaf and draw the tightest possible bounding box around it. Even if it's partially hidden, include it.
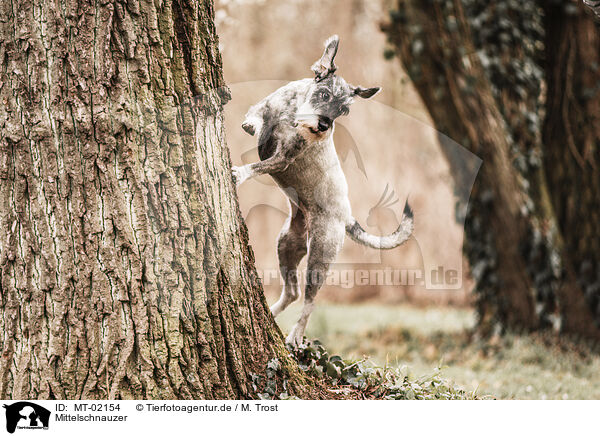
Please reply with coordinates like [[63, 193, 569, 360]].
[[326, 362, 341, 379]]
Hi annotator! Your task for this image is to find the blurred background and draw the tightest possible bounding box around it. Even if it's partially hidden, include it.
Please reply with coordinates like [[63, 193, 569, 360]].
[[215, 0, 600, 398]]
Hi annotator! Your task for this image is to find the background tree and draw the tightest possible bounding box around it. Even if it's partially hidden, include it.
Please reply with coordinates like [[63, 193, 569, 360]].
[[383, 0, 600, 340], [0, 0, 312, 399]]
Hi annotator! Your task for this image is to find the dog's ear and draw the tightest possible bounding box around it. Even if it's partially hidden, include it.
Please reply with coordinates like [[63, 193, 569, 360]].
[[311, 35, 339, 82], [353, 86, 381, 99]]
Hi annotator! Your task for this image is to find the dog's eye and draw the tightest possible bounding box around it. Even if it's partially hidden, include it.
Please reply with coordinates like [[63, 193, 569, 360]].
[[319, 90, 331, 101]]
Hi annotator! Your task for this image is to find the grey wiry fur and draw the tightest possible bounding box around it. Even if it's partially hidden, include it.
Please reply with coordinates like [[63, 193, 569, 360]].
[[233, 35, 414, 346]]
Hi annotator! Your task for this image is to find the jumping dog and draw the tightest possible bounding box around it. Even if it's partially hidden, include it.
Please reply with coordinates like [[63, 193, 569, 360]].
[[232, 35, 414, 346]]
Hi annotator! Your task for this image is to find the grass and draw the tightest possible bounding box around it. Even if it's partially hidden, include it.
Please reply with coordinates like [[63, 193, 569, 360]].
[[274, 301, 600, 399]]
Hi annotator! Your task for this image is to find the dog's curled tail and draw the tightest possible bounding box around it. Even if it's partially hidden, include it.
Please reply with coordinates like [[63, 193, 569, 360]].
[[345, 201, 414, 249]]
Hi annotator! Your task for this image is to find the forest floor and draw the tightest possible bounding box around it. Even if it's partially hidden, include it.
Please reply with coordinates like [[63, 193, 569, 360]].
[[274, 302, 600, 399]]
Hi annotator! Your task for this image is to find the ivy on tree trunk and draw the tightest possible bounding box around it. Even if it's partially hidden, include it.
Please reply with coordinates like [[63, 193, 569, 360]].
[[383, 0, 600, 340]]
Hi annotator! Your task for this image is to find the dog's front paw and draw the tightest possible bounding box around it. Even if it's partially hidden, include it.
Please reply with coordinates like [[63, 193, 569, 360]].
[[242, 116, 263, 137], [232, 165, 251, 187]]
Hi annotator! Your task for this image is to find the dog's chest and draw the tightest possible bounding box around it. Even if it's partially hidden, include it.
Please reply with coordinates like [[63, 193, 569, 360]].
[[272, 137, 349, 211]]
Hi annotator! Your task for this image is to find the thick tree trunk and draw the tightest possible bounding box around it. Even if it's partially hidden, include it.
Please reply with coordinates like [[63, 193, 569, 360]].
[[384, 0, 600, 339], [0, 0, 309, 399], [543, 1, 600, 328]]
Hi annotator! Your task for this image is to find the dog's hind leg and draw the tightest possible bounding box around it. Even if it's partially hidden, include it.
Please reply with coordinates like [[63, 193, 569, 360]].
[[286, 216, 345, 346], [270, 204, 307, 317]]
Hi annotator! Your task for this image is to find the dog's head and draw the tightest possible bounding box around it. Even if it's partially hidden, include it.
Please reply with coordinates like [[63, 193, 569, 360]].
[[294, 35, 380, 138]]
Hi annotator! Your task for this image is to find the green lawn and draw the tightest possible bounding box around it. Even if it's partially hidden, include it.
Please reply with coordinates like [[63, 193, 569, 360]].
[[274, 301, 600, 399]]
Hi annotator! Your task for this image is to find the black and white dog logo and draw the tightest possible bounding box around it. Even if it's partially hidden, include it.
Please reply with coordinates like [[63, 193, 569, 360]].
[[2, 402, 50, 433]]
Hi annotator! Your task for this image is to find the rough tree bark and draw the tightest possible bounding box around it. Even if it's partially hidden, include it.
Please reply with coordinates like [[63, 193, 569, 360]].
[[0, 0, 311, 399], [384, 0, 600, 340], [543, 1, 600, 329]]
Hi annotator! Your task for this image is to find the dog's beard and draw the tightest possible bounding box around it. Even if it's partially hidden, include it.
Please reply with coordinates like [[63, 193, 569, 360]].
[[294, 119, 330, 141]]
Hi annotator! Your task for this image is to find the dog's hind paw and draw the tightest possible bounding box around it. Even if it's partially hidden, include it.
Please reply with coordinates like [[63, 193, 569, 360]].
[[285, 330, 304, 348]]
